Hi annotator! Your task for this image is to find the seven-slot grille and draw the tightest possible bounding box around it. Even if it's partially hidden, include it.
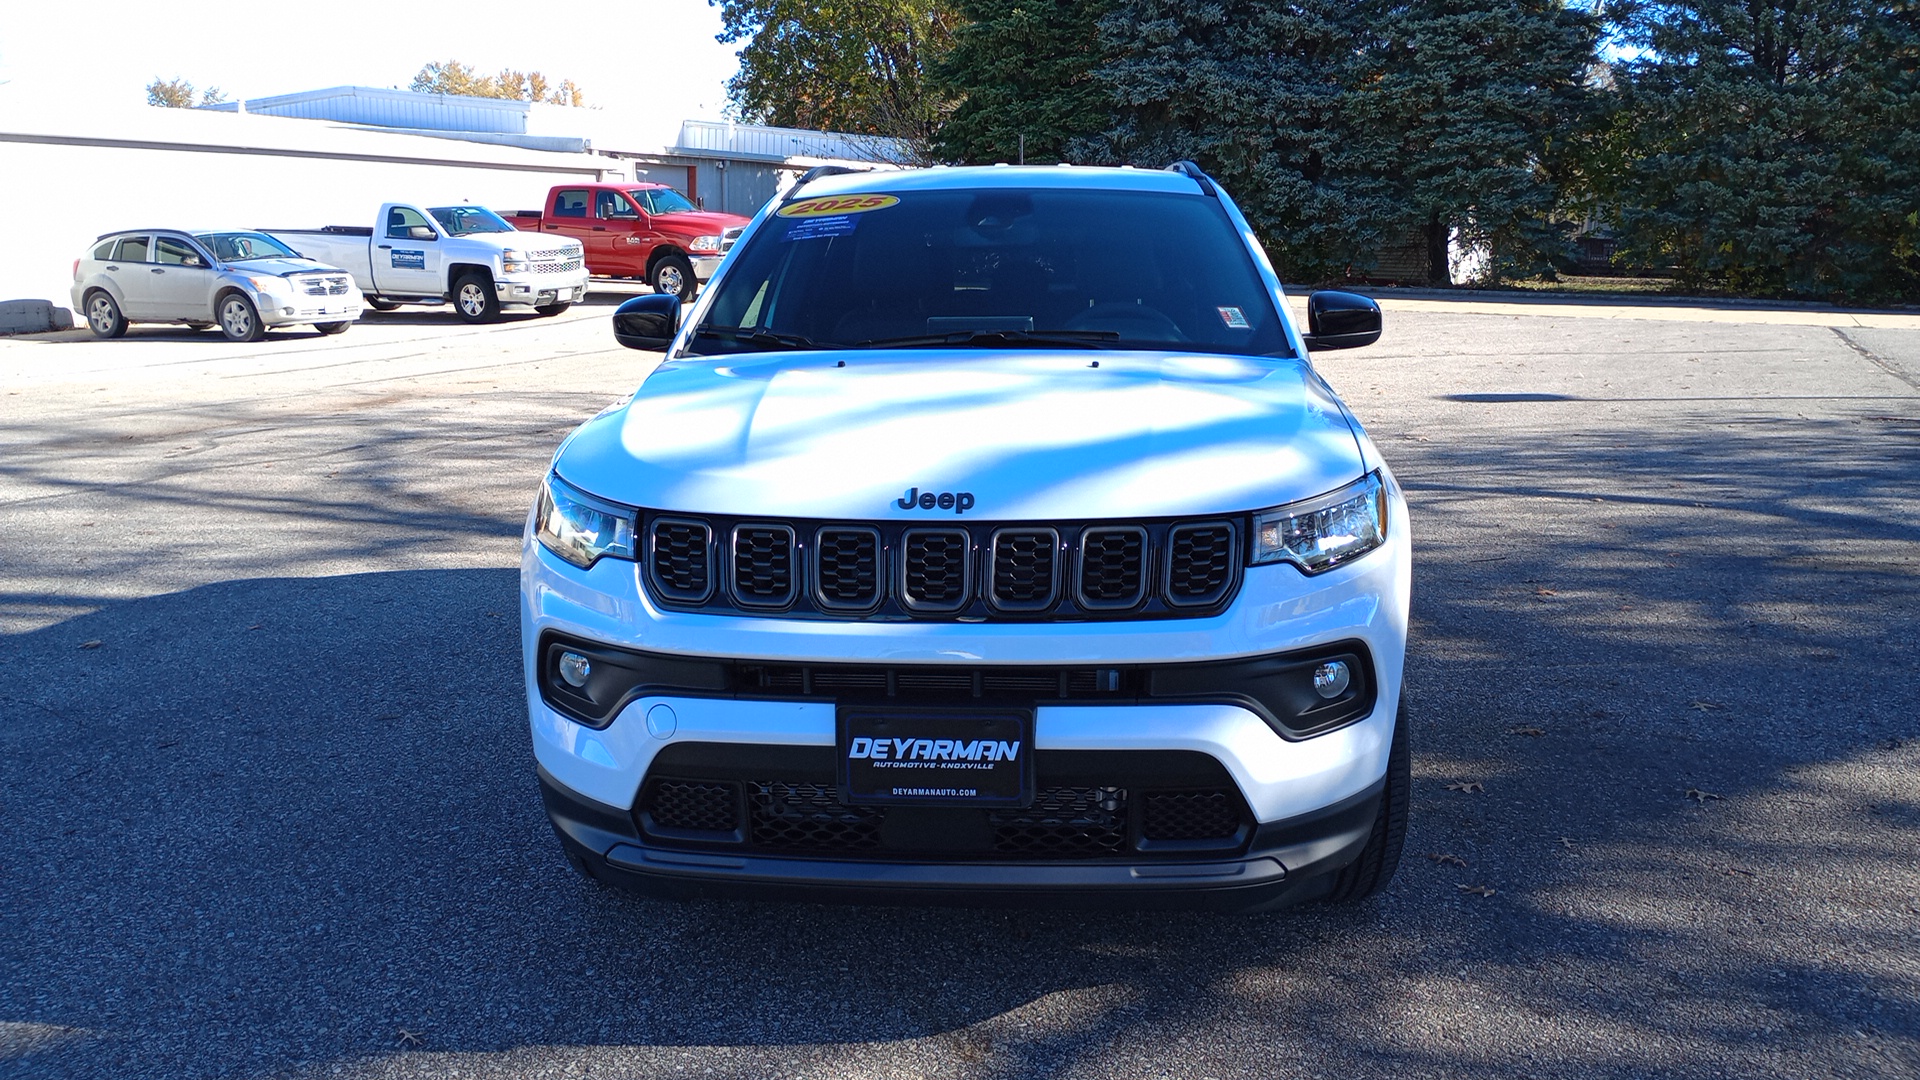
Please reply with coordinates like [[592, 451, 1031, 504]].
[[637, 515, 1240, 620]]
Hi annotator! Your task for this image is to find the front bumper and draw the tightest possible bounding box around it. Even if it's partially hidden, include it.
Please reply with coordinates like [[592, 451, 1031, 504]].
[[496, 272, 591, 309], [690, 255, 724, 282], [543, 762, 1383, 911], [259, 294, 364, 326]]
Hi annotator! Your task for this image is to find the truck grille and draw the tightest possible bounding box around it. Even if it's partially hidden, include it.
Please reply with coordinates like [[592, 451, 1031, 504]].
[[531, 257, 584, 274], [635, 513, 1240, 621]]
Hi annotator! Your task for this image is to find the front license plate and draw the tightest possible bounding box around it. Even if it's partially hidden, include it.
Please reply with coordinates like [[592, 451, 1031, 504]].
[[838, 708, 1033, 807]]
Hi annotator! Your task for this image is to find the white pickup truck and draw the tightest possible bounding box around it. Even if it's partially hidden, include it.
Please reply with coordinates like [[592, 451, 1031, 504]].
[[267, 203, 588, 323]]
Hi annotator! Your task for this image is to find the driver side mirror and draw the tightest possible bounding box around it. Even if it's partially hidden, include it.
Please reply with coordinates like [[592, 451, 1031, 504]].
[[613, 293, 681, 351], [408, 226, 436, 241], [1301, 290, 1382, 351]]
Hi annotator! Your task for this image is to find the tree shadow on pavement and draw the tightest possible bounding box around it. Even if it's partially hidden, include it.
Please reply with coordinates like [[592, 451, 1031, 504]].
[[2, 410, 1918, 1079]]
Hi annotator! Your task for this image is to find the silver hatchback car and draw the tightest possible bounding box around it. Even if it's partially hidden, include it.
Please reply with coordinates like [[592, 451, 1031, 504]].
[[71, 229, 364, 341]]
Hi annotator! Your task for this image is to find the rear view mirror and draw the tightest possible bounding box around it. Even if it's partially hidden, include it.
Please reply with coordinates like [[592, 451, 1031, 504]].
[[613, 294, 681, 351], [408, 226, 436, 241], [1301, 291, 1382, 351]]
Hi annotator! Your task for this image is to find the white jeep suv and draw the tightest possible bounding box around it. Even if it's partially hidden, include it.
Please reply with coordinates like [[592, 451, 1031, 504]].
[[521, 162, 1410, 910]]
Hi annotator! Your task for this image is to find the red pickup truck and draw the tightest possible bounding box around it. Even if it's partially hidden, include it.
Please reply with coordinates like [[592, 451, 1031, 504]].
[[508, 184, 749, 300]]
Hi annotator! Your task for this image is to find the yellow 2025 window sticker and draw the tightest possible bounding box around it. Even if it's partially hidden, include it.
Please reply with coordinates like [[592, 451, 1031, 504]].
[[776, 194, 900, 219]]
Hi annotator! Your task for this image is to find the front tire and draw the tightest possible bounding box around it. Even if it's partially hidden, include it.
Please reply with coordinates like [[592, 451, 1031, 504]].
[[453, 272, 499, 323], [314, 322, 351, 335], [649, 254, 696, 301], [217, 293, 265, 342], [534, 302, 572, 317], [1322, 697, 1410, 903], [85, 291, 127, 339]]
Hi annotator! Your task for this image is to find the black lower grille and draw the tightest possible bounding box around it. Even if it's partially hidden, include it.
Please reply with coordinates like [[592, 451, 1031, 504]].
[[1141, 790, 1242, 840], [642, 780, 738, 832], [749, 782, 882, 850], [990, 786, 1128, 857]]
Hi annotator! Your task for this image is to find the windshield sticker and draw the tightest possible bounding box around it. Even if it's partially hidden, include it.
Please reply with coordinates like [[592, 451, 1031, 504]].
[[392, 250, 426, 270], [782, 215, 860, 242], [777, 194, 900, 219], [1217, 306, 1251, 329]]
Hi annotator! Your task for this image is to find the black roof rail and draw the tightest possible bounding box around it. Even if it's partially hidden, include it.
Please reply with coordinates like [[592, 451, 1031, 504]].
[[1164, 160, 1217, 197], [783, 164, 870, 201]]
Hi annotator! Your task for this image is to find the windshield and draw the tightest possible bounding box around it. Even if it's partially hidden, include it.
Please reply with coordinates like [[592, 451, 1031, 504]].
[[689, 187, 1291, 358], [195, 231, 300, 262], [429, 206, 515, 236], [644, 187, 698, 215]]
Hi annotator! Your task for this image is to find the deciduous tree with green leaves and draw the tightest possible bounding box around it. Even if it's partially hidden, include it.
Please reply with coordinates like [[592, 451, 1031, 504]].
[[713, 0, 959, 149]]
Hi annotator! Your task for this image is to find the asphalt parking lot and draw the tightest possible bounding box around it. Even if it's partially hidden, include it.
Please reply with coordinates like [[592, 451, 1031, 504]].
[[2, 290, 1917, 1080]]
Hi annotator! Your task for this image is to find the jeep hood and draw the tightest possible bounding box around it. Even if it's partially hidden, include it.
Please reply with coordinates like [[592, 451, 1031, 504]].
[[553, 351, 1366, 520]]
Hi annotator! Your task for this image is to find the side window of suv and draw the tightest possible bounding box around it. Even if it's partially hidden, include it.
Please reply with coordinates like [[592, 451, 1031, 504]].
[[113, 236, 152, 263], [385, 207, 435, 240], [91, 239, 116, 260], [154, 237, 205, 267]]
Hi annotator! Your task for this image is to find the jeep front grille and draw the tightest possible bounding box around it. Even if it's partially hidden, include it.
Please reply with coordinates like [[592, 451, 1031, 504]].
[[648, 518, 713, 602], [1076, 526, 1147, 609], [901, 528, 971, 612], [814, 527, 880, 609], [635, 512, 1244, 621], [731, 524, 796, 608]]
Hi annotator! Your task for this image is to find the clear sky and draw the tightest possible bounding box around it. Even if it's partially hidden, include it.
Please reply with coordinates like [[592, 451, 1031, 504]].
[[0, 0, 742, 122]]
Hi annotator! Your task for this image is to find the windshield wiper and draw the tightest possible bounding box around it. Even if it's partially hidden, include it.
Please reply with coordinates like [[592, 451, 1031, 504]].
[[694, 325, 835, 352], [853, 329, 1121, 349]]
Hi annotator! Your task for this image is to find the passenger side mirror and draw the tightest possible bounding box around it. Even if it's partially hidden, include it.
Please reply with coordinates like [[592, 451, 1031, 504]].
[[1301, 291, 1382, 351], [408, 226, 436, 241], [613, 294, 681, 351]]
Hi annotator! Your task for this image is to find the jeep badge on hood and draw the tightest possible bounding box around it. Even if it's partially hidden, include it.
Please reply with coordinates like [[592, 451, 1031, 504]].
[[896, 487, 976, 514]]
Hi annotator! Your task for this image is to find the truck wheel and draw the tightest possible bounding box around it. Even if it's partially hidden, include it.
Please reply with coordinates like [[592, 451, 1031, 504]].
[[453, 273, 500, 323], [1322, 696, 1409, 903], [366, 299, 401, 312], [534, 302, 572, 317], [85, 291, 127, 339], [314, 322, 351, 335], [649, 254, 696, 301], [217, 293, 265, 342]]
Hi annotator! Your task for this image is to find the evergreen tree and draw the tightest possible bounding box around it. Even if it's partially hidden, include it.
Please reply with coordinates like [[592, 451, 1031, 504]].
[[1612, 1, 1920, 301], [932, 0, 1113, 165], [1082, 0, 1387, 283], [1344, 0, 1601, 283]]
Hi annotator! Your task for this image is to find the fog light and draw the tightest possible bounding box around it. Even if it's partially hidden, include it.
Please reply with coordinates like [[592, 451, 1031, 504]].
[[1313, 661, 1351, 699], [558, 651, 591, 688]]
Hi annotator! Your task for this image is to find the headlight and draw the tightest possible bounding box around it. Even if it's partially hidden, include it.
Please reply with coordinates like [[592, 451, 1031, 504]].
[[535, 473, 637, 569], [1251, 471, 1387, 574], [248, 275, 292, 295], [688, 234, 722, 253], [501, 248, 527, 274]]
